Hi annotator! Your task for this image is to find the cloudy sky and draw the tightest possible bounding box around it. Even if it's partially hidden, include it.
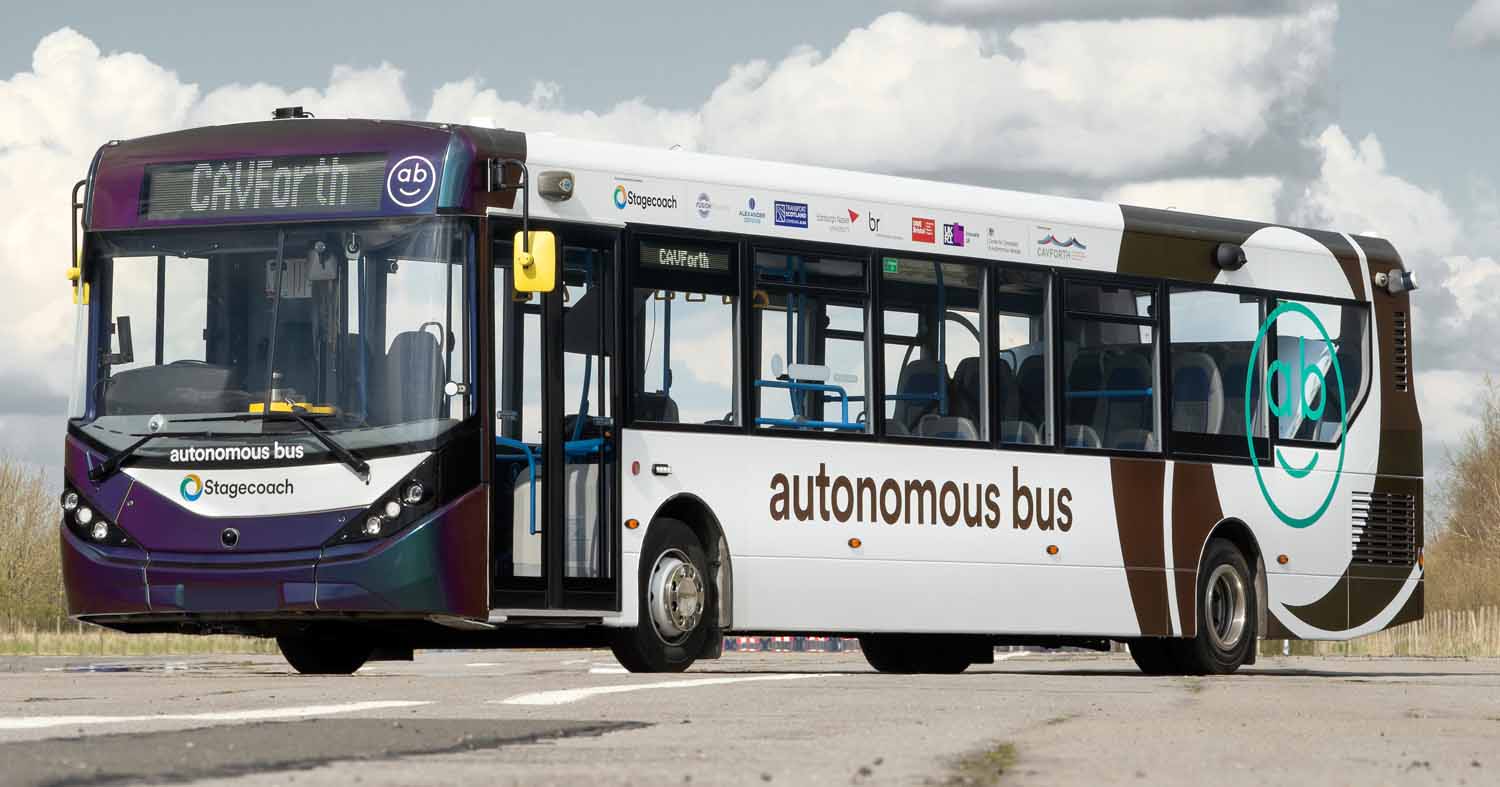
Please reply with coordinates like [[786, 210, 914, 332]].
[[2, 0, 1496, 488]]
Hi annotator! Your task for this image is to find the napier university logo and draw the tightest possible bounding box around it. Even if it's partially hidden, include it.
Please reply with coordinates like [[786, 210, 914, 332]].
[[386, 156, 436, 208], [1246, 302, 1347, 528], [180, 474, 204, 502], [613, 185, 628, 209]]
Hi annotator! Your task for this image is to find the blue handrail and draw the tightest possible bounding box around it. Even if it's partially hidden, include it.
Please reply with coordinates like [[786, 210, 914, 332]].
[[754, 380, 862, 430], [1065, 389, 1154, 400], [494, 436, 538, 535]]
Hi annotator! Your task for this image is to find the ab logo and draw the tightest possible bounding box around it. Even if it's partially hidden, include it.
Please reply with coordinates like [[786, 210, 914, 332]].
[[386, 156, 435, 208], [1246, 302, 1347, 529]]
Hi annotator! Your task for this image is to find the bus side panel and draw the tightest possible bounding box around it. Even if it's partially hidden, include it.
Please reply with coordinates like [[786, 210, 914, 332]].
[[621, 429, 1143, 637]]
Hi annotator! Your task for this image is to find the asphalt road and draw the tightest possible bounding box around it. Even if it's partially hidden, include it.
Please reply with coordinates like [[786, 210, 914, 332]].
[[1, 649, 1497, 786]]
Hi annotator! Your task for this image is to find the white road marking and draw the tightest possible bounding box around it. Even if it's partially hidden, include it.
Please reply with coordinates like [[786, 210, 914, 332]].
[[994, 651, 1035, 661], [588, 666, 629, 675], [0, 700, 431, 731], [496, 673, 837, 706], [465, 662, 505, 668]]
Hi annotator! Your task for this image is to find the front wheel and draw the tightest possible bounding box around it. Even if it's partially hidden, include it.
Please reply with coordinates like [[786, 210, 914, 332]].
[[612, 519, 712, 673], [858, 635, 973, 674], [277, 634, 373, 675]]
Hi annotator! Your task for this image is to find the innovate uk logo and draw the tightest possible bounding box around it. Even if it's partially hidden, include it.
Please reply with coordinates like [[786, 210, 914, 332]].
[[1246, 302, 1347, 528]]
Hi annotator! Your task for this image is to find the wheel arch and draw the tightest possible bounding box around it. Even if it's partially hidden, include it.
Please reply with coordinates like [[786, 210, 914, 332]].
[[650, 493, 733, 632], [1198, 517, 1267, 650]]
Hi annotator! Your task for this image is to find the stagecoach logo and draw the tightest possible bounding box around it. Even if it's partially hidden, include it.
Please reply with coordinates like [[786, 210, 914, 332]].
[[179, 474, 295, 503], [614, 185, 678, 212], [1247, 303, 1347, 528], [386, 155, 436, 208], [180, 474, 204, 502]]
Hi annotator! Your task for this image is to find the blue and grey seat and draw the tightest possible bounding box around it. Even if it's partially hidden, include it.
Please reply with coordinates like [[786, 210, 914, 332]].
[[1171, 351, 1224, 434]]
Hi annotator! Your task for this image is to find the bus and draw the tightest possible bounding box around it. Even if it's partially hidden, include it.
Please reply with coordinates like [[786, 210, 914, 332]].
[[59, 109, 1423, 675]]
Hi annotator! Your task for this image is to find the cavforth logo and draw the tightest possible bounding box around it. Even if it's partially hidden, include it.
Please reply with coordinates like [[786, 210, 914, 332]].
[[1037, 234, 1086, 249], [180, 473, 204, 502], [1246, 302, 1347, 528]]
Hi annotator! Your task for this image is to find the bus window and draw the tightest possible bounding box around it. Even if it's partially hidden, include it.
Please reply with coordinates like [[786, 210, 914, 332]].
[[753, 251, 869, 434], [1062, 281, 1159, 452], [1272, 299, 1368, 444], [879, 258, 985, 441], [994, 268, 1052, 446], [631, 238, 739, 426], [1168, 288, 1268, 456]]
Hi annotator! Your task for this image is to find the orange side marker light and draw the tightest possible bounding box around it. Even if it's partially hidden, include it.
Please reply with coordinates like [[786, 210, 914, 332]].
[[848, 538, 862, 549], [625, 518, 640, 530], [1046, 545, 1059, 556], [1277, 554, 1290, 565]]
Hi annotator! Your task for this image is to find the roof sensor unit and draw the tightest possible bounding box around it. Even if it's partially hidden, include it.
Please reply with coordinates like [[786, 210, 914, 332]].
[[1374, 269, 1418, 295], [1214, 243, 1247, 271], [272, 106, 314, 120]]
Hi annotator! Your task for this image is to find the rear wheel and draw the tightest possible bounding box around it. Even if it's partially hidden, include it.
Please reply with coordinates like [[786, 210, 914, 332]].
[[277, 634, 373, 675], [1178, 539, 1257, 675], [612, 519, 712, 673]]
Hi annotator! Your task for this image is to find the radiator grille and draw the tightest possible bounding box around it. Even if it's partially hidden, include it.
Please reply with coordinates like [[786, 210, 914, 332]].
[[1351, 491, 1417, 566], [1392, 311, 1410, 392]]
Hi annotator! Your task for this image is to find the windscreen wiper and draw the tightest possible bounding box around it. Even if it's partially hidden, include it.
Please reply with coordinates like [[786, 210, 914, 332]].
[[88, 429, 218, 483], [172, 410, 371, 483]]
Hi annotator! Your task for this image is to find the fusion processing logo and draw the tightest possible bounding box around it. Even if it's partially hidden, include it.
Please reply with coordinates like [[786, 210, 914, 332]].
[[180, 474, 204, 502], [1246, 302, 1347, 528]]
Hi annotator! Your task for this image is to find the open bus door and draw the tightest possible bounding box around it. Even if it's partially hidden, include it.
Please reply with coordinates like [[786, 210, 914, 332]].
[[489, 220, 620, 613]]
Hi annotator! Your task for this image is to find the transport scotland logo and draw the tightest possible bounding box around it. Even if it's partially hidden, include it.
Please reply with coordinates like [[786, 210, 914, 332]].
[[1246, 302, 1347, 528]]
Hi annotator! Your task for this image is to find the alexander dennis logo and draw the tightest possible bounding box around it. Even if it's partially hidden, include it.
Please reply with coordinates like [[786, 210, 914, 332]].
[[179, 474, 294, 503], [1247, 303, 1347, 528], [180, 474, 204, 502]]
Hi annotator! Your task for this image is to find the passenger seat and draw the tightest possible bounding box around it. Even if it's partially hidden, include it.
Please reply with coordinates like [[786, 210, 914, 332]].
[[1171, 351, 1224, 433]]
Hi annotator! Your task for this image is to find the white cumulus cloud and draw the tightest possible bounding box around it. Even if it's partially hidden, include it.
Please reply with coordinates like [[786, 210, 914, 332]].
[[929, 0, 1315, 22], [1455, 0, 1500, 48], [1103, 176, 1283, 223]]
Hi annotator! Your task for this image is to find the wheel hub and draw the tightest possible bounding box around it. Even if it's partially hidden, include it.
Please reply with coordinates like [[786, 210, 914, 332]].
[[1205, 564, 1247, 651], [647, 550, 704, 643]]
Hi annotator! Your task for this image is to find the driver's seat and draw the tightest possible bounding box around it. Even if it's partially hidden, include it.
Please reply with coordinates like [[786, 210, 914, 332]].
[[381, 331, 444, 424]]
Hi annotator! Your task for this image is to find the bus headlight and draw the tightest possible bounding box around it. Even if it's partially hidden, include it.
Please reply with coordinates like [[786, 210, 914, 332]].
[[90, 521, 110, 542], [75, 506, 95, 526], [60, 486, 132, 547], [363, 516, 384, 537], [383, 500, 403, 519], [402, 482, 425, 505], [61, 491, 79, 512], [325, 459, 441, 546]]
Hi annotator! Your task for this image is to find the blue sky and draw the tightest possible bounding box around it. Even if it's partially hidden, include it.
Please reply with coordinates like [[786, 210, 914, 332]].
[[1, 0, 1497, 480]]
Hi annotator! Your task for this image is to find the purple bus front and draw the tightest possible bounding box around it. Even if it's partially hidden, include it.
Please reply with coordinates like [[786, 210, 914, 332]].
[[60, 118, 523, 658]]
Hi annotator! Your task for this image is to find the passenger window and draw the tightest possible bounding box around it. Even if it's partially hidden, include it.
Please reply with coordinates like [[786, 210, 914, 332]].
[[1062, 281, 1158, 451], [994, 268, 1052, 446], [754, 251, 868, 433], [631, 238, 738, 426], [1272, 299, 1367, 444], [1168, 288, 1268, 456], [879, 258, 985, 441]]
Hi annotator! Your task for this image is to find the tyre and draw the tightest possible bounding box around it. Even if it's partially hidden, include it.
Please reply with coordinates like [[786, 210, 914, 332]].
[[1127, 638, 1183, 675], [612, 518, 712, 673], [857, 635, 973, 674], [277, 634, 373, 675], [1179, 539, 1257, 675]]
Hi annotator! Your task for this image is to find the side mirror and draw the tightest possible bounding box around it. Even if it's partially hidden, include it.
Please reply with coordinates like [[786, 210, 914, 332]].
[[513, 231, 557, 293]]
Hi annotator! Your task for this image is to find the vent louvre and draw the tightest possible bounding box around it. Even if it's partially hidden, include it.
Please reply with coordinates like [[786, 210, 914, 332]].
[[1351, 490, 1417, 566], [1392, 311, 1410, 392]]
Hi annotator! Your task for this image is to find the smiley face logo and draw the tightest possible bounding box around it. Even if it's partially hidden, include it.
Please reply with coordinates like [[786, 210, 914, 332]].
[[1245, 301, 1347, 529], [180, 473, 204, 502], [386, 155, 436, 208]]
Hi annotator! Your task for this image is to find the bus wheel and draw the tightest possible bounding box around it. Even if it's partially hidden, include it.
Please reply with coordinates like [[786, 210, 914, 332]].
[[276, 634, 373, 675], [858, 635, 972, 674], [612, 519, 711, 673], [1180, 539, 1257, 675]]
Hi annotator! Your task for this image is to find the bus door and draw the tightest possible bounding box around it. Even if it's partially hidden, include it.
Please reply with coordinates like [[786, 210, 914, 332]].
[[491, 223, 619, 611]]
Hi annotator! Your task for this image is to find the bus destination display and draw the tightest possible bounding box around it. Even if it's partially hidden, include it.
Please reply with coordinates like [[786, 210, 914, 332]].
[[639, 240, 731, 273], [141, 154, 388, 221]]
